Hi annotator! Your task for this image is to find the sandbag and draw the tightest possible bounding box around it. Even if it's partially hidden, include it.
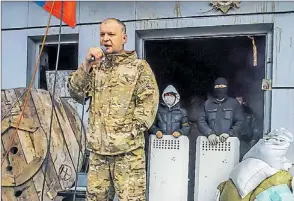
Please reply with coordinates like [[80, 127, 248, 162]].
[[254, 184, 294, 201], [218, 170, 293, 201], [292, 179, 294, 196], [229, 158, 278, 198], [243, 128, 293, 170]]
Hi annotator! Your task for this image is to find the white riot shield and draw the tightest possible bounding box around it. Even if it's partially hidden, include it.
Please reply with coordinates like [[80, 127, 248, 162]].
[[194, 136, 240, 201], [147, 135, 189, 201]]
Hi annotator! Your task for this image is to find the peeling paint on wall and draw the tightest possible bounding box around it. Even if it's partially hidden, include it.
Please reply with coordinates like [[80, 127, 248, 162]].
[[174, 1, 182, 18], [276, 27, 282, 53]]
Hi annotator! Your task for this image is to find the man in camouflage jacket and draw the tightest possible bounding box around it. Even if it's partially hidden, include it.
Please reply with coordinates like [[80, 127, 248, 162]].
[[67, 18, 159, 201]]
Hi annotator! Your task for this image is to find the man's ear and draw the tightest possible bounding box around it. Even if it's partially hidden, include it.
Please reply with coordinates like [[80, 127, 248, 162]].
[[122, 34, 127, 44]]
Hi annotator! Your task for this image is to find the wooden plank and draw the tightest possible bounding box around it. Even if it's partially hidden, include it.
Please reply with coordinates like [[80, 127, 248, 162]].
[[1, 187, 17, 201], [13, 180, 40, 201], [1, 89, 20, 201], [1, 129, 25, 186], [30, 89, 74, 190], [1, 141, 15, 187], [17, 130, 35, 163], [1, 90, 9, 119], [61, 97, 78, 111], [53, 96, 82, 172], [41, 154, 64, 200], [14, 88, 54, 201], [4, 89, 22, 117], [61, 99, 85, 171], [1, 128, 40, 200]]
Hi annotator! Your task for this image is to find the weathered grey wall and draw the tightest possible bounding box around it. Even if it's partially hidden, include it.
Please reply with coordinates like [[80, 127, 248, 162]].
[[2, 0, 294, 160]]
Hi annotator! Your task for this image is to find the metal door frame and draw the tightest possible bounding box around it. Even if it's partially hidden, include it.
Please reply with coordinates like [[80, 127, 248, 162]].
[[135, 23, 273, 135]]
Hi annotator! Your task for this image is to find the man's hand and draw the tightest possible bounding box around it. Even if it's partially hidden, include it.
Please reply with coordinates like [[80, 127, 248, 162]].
[[156, 131, 163, 139], [219, 133, 230, 143], [82, 47, 104, 72], [172, 131, 181, 138], [208, 134, 218, 145]]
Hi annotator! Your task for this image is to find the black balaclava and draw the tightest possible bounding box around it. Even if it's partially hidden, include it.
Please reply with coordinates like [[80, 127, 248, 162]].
[[213, 77, 228, 99]]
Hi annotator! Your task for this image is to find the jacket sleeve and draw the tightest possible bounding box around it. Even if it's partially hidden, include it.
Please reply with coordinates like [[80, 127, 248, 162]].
[[177, 109, 191, 136], [149, 114, 161, 135], [251, 114, 262, 142], [197, 102, 215, 136], [227, 101, 245, 137], [67, 63, 94, 104], [132, 60, 160, 136]]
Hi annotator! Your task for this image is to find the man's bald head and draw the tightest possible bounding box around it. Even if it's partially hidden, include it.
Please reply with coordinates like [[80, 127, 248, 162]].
[[100, 18, 128, 54], [102, 18, 126, 34]]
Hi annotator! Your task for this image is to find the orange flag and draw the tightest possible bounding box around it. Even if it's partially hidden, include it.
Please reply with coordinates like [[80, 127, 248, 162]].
[[37, 1, 76, 28]]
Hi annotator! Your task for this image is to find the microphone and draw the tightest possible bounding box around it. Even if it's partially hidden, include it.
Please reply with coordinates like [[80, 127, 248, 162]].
[[100, 46, 111, 63], [88, 46, 110, 64]]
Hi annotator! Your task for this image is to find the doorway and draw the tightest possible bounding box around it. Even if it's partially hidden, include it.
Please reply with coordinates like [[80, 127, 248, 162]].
[[144, 35, 267, 201], [39, 43, 79, 90]]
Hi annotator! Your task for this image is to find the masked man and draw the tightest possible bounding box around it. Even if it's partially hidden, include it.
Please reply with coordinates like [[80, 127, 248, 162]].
[[149, 85, 190, 139], [236, 94, 260, 160], [67, 18, 159, 201], [197, 77, 244, 145]]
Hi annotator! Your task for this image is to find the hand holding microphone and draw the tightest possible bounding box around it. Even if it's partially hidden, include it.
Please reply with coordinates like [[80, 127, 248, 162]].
[[82, 46, 106, 72]]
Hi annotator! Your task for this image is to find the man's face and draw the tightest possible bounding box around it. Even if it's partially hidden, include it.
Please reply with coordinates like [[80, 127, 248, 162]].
[[100, 20, 127, 54], [236, 97, 244, 105], [164, 93, 176, 106]]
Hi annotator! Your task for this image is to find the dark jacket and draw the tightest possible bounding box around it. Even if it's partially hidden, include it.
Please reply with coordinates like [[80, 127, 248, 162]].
[[149, 85, 190, 136], [240, 105, 259, 141], [150, 102, 190, 136], [197, 97, 244, 137]]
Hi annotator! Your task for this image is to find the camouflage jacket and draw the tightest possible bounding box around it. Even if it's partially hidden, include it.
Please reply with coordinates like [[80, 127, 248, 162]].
[[68, 50, 159, 155]]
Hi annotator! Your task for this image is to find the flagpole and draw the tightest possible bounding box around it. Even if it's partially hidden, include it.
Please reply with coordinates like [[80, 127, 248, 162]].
[[41, 1, 64, 201]]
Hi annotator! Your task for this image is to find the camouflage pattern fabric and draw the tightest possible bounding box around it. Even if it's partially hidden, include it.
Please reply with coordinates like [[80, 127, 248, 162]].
[[68, 50, 159, 155], [86, 147, 146, 201]]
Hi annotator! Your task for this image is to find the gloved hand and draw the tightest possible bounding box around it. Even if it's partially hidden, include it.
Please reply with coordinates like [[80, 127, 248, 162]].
[[156, 131, 163, 139], [219, 133, 230, 143], [172, 131, 181, 138], [208, 134, 218, 145]]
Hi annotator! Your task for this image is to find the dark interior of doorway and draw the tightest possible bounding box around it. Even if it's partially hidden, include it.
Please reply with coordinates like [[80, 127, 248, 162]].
[[39, 43, 78, 90], [144, 35, 266, 201]]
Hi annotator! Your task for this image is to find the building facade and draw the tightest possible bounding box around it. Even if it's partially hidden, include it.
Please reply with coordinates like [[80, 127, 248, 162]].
[[2, 1, 294, 198]]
